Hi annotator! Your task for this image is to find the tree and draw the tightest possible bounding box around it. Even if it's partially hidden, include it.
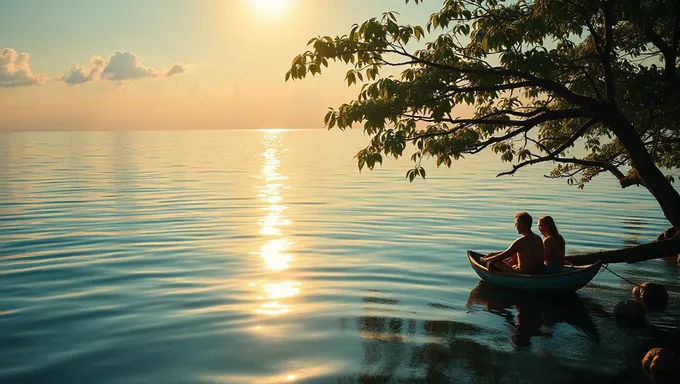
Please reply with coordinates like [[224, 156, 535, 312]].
[[286, 0, 680, 264]]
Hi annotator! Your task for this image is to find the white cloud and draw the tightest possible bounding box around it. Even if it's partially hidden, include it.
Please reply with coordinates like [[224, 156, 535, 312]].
[[60, 51, 191, 85], [102, 51, 157, 81], [166, 64, 185, 76], [0, 48, 47, 88], [61, 56, 106, 85]]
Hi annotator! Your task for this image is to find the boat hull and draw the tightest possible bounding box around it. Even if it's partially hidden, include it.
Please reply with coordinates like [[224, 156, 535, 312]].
[[467, 250, 601, 292]]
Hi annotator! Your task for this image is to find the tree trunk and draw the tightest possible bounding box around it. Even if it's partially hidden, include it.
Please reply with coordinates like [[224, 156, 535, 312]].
[[570, 110, 680, 266], [566, 235, 680, 265], [606, 110, 680, 227]]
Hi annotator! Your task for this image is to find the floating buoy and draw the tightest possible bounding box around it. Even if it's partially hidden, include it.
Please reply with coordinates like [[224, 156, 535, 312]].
[[613, 299, 646, 325], [633, 282, 669, 310], [641, 348, 679, 384]]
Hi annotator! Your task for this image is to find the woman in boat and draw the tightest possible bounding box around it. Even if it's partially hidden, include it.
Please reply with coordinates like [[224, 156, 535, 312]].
[[537, 216, 565, 273]]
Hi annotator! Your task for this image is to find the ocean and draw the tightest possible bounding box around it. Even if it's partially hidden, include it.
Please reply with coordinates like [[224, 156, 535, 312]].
[[1, 129, 678, 383]]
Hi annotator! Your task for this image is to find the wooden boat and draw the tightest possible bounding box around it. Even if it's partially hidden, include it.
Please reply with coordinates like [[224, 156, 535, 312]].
[[467, 250, 602, 292]]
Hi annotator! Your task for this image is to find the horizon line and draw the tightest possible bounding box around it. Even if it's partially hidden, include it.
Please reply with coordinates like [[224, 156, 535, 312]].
[[0, 127, 332, 133]]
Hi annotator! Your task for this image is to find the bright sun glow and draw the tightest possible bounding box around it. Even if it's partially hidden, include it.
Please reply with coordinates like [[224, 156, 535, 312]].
[[251, 0, 287, 16]]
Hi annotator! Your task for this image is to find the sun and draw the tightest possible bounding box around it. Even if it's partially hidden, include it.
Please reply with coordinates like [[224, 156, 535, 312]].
[[251, 0, 288, 16]]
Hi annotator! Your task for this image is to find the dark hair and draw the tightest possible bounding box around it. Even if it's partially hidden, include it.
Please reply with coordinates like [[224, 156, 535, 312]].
[[538, 216, 559, 235], [514, 211, 532, 228]]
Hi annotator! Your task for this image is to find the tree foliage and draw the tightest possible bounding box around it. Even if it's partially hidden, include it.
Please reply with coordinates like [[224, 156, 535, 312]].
[[286, 0, 680, 195]]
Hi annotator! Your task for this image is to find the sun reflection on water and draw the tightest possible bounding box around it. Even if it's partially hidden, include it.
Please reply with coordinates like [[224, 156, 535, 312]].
[[259, 238, 293, 271], [254, 130, 299, 317], [263, 281, 300, 299]]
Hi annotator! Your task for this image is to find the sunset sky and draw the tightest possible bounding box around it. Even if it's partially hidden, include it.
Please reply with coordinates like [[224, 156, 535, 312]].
[[1, 0, 442, 131]]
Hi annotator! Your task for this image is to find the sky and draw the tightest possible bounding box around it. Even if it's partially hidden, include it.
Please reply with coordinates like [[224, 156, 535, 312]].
[[0, 0, 444, 131]]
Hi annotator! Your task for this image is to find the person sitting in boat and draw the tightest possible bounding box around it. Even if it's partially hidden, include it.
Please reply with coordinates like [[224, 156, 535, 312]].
[[480, 212, 544, 274], [538, 216, 565, 274]]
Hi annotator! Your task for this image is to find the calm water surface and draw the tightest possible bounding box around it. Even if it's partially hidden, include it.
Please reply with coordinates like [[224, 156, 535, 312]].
[[1, 130, 679, 384]]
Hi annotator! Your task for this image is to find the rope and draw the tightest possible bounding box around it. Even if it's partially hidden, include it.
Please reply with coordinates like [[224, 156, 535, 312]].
[[601, 263, 643, 288]]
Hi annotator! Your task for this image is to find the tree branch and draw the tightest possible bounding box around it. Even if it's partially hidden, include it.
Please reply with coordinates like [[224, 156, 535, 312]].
[[406, 108, 585, 154], [576, 1, 616, 103], [496, 118, 597, 176], [407, 108, 590, 128], [466, 109, 593, 154], [585, 19, 604, 56], [496, 156, 554, 177], [448, 81, 535, 94], [602, 2, 616, 102], [643, 22, 679, 84], [673, 13, 680, 53], [546, 118, 597, 153], [545, 165, 588, 180], [405, 107, 554, 141], [372, 47, 600, 108], [418, 81, 539, 105], [603, 2, 613, 57], [553, 157, 625, 180], [619, 173, 645, 188], [470, 126, 533, 154], [581, 69, 604, 101], [566, 234, 680, 265], [495, 108, 550, 117]]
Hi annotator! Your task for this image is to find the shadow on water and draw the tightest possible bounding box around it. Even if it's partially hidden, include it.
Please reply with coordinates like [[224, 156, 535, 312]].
[[621, 218, 647, 247], [466, 282, 600, 347], [338, 285, 621, 384]]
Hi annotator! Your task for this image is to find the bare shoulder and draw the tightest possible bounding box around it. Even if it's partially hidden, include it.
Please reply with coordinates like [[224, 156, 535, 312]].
[[544, 234, 565, 247], [531, 232, 544, 245], [510, 236, 526, 249]]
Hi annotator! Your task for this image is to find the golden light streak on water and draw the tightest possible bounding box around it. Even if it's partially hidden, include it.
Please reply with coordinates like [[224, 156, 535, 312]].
[[263, 281, 300, 299], [255, 130, 298, 317]]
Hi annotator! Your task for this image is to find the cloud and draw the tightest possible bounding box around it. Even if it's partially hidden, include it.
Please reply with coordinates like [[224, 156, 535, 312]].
[[166, 64, 185, 76], [101, 51, 157, 81], [61, 56, 106, 85], [0, 48, 47, 88], [60, 51, 191, 85]]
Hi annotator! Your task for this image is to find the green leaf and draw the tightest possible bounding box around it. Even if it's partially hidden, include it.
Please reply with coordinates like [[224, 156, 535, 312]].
[[415, 25, 425, 39], [345, 70, 356, 86], [285, 0, 680, 195]]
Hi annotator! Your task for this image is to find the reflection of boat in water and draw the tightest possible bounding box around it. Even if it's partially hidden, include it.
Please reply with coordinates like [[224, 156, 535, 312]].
[[345, 288, 606, 382], [467, 282, 600, 347], [468, 250, 601, 292]]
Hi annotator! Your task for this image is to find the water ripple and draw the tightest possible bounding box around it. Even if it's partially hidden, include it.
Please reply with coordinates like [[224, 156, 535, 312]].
[[0, 130, 678, 383]]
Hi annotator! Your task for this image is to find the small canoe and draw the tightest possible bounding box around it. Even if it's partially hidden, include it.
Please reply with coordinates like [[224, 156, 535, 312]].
[[467, 250, 602, 292]]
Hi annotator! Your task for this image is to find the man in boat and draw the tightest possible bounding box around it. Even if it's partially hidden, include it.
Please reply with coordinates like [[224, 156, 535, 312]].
[[480, 212, 544, 274]]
